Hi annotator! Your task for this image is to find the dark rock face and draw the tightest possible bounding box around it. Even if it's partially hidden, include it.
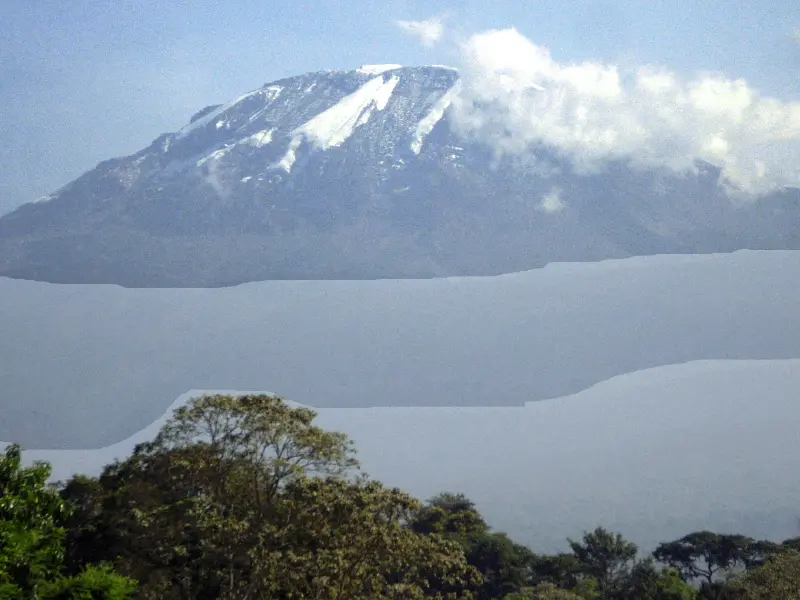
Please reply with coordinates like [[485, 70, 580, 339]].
[[1, 65, 798, 287]]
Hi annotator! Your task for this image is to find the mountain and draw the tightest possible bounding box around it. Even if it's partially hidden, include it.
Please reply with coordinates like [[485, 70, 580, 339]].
[[1, 64, 799, 287]]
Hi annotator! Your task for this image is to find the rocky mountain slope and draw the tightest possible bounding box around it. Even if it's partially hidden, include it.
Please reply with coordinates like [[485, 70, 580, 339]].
[[1, 64, 798, 286]]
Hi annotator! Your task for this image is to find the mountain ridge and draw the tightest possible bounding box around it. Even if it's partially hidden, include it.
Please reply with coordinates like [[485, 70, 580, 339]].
[[1, 64, 799, 287]]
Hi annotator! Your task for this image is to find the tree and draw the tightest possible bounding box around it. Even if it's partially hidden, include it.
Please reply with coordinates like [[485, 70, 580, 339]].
[[255, 477, 481, 599], [568, 527, 638, 595], [0, 444, 69, 597], [150, 393, 359, 502], [620, 559, 698, 600], [410, 493, 541, 599], [61, 394, 478, 599], [529, 553, 584, 590], [60, 475, 121, 577], [411, 493, 490, 542], [38, 564, 137, 600], [741, 540, 781, 570], [779, 537, 800, 553], [62, 394, 361, 598], [503, 582, 584, 599], [0, 444, 134, 599], [653, 532, 755, 585], [732, 549, 800, 600], [465, 532, 537, 600]]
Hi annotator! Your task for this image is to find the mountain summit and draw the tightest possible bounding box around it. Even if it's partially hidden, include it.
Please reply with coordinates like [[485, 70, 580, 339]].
[[1, 65, 798, 286]]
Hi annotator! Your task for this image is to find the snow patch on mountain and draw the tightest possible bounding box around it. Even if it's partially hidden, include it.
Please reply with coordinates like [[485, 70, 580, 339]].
[[195, 128, 277, 167], [196, 145, 233, 167], [177, 86, 284, 140], [295, 74, 400, 150], [275, 137, 302, 173], [357, 64, 403, 75], [411, 81, 461, 154], [244, 128, 274, 148], [271, 75, 400, 173]]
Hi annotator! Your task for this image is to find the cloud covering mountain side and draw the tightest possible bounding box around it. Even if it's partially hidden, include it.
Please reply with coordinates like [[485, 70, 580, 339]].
[[450, 28, 800, 195]]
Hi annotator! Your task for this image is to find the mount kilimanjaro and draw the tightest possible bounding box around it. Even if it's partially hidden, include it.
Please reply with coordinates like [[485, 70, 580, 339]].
[[1, 64, 798, 287]]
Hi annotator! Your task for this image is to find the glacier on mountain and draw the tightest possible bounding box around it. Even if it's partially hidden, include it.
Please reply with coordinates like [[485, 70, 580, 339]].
[[197, 127, 277, 166], [293, 74, 400, 150], [411, 81, 461, 154], [275, 137, 302, 173], [196, 145, 234, 167], [356, 64, 403, 75], [244, 128, 274, 147], [274, 74, 400, 172]]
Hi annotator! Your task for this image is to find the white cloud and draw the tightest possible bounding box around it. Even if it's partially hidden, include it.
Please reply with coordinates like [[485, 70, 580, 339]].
[[792, 27, 800, 45], [537, 187, 566, 213], [395, 16, 445, 48], [449, 28, 800, 195]]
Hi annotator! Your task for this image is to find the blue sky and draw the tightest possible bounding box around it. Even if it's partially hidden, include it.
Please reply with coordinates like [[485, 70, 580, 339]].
[[2, 0, 799, 213]]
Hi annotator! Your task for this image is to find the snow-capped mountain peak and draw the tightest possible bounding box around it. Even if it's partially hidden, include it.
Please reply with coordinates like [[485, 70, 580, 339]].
[[158, 66, 460, 182], [356, 64, 404, 75], [0, 64, 798, 287]]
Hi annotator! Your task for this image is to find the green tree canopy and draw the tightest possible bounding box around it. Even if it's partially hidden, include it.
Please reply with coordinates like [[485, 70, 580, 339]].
[[0, 444, 69, 597], [0, 444, 135, 600], [503, 582, 584, 599], [620, 558, 698, 600], [61, 394, 479, 600], [262, 476, 481, 599], [9, 392, 798, 600], [568, 527, 638, 595], [653, 531, 756, 585], [411, 492, 490, 541], [733, 549, 800, 599], [466, 532, 537, 600]]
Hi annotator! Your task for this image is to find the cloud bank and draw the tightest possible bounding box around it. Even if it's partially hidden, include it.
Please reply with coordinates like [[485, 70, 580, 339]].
[[395, 16, 445, 48], [449, 28, 800, 195]]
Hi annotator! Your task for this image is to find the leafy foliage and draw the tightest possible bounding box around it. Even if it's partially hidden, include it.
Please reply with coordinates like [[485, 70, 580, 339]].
[[0, 444, 134, 599], [653, 532, 759, 584], [619, 559, 697, 600], [732, 549, 800, 599], [0, 444, 70, 597], [567, 527, 637, 595], [5, 392, 800, 600], [503, 582, 584, 599], [466, 533, 537, 600], [60, 394, 478, 599], [412, 493, 490, 541], [38, 565, 138, 600]]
